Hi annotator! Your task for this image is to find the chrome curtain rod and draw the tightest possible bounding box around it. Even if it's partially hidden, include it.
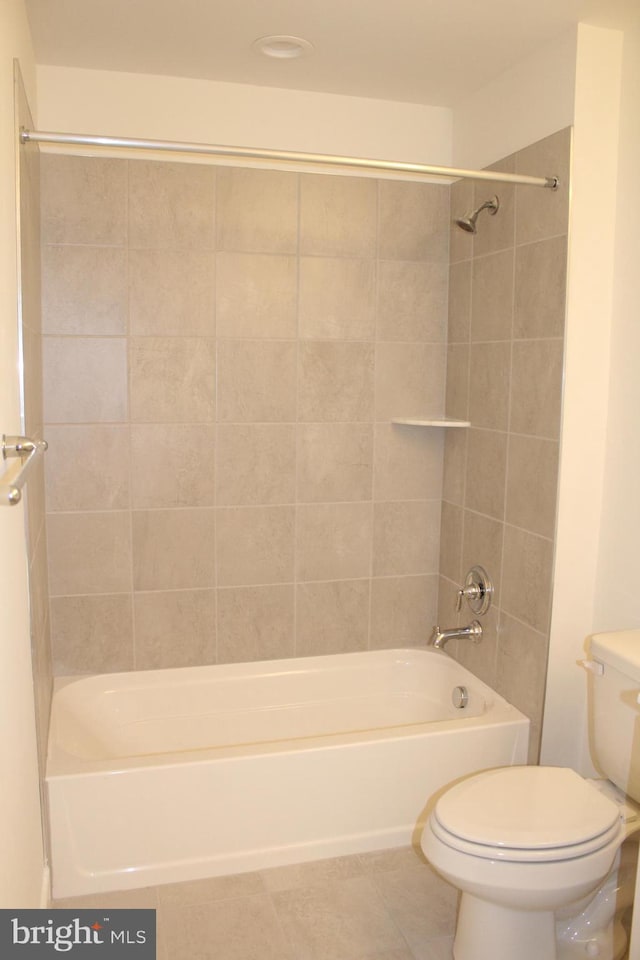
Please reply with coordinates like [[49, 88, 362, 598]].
[[20, 128, 559, 189]]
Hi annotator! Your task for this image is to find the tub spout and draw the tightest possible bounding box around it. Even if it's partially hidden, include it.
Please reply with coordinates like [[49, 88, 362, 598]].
[[429, 620, 483, 650]]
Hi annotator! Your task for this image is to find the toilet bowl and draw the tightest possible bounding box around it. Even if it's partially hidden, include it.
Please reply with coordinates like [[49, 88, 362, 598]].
[[421, 766, 627, 960], [420, 628, 640, 960]]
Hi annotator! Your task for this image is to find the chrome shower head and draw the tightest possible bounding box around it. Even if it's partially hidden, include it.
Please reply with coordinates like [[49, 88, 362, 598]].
[[455, 195, 500, 234]]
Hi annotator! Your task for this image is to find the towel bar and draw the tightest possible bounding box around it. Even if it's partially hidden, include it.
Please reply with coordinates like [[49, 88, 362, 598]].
[[1, 434, 48, 506]]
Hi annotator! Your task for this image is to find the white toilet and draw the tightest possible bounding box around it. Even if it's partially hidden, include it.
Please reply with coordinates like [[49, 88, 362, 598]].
[[421, 628, 640, 960]]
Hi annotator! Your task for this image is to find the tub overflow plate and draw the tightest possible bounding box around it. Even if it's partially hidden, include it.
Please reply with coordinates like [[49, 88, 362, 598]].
[[452, 686, 469, 709]]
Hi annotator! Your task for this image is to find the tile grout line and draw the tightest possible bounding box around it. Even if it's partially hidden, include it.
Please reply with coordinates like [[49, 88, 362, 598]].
[[124, 158, 138, 671], [212, 164, 219, 666], [293, 170, 301, 658]]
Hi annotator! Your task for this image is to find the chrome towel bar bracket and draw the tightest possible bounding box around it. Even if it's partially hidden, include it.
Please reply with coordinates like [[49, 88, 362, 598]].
[[1, 434, 48, 506]]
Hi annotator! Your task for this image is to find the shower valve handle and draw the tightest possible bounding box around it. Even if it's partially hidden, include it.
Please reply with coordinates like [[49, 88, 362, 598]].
[[456, 586, 474, 612], [456, 566, 493, 616]]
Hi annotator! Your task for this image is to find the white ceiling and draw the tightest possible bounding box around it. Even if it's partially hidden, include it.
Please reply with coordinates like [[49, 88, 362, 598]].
[[24, 0, 635, 107]]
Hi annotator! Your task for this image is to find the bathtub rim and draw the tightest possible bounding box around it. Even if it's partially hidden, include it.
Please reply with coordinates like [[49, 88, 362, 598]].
[[46, 646, 528, 779]]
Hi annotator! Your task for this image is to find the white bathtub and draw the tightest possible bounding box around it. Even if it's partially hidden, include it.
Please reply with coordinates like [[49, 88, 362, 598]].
[[46, 647, 529, 898]]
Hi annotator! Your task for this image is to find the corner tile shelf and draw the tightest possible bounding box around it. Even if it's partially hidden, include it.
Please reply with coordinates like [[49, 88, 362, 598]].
[[391, 418, 471, 428]]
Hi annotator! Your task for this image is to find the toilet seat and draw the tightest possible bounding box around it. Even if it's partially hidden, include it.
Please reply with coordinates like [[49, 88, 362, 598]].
[[430, 811, 622, 862], [431, 766, 622, 863]]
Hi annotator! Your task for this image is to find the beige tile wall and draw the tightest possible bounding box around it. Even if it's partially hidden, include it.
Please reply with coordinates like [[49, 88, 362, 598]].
[[41, 156, 449, 674], [439, 129, 571, 759]]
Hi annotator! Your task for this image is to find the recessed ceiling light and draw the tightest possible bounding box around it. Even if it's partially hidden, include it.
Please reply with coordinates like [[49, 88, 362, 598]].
[[252, 35, 314, 59]]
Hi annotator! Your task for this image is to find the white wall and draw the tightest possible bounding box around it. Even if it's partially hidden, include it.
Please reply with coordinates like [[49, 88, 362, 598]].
[[452, 28, 577, 170], [36, 65, 452, 173], [592, 12, 640, 634], [542, 23, 624, 773], [572, 31, 640, 950], [0, 0, 46, 908]]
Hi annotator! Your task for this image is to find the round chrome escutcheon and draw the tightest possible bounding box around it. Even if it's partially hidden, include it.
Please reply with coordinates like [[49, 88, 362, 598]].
[[452, 685, 469, 709]]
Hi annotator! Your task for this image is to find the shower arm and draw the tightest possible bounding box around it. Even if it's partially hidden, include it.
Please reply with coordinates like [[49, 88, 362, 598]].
[[476, 198, 499, 213]]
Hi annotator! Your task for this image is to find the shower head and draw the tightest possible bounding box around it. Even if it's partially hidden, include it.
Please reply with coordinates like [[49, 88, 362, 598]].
[[455, 196, 500, 234]]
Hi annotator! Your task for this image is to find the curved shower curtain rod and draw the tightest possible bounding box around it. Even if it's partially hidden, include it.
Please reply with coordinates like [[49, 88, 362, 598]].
[[19, 128, 559, 189]]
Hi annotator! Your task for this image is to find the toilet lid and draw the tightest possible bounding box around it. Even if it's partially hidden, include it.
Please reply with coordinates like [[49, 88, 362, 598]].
[[433, 766, 621, 856]]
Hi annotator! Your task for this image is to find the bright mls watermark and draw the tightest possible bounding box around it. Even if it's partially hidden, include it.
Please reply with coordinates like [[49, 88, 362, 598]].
[[0, 910, 156, 957]]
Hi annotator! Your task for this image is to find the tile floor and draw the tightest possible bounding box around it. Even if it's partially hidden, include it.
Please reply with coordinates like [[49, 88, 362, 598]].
[[52, 846, 457, 959]]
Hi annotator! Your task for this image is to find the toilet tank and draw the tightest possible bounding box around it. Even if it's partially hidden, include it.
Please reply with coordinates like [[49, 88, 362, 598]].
[[588, 629, 640, 802]]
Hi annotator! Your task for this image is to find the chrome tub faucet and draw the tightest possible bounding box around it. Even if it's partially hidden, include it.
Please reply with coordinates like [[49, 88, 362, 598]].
[[429, 620, 483, 651]]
